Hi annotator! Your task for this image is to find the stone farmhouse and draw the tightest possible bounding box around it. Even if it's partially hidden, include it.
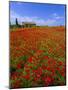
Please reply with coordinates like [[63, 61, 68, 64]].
[[22, 22, 36, 28]]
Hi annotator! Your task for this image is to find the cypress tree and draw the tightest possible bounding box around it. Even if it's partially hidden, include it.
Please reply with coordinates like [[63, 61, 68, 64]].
[[16, 18, 18, 26]]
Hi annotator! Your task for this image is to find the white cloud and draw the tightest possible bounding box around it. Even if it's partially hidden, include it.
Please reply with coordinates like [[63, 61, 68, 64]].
[[44, 19, 56, 25], [52, 13, 64, 20], [18, 17, 46, 26], [10, 10, 20, 19], [10, 10, 21, 24], [53, 13, 57, 16], [55, 16, 64, 19], [10, 10, 57, 26]]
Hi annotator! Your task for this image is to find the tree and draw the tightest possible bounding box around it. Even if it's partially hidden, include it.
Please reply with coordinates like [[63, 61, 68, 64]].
[[16, 18, 18, 26]]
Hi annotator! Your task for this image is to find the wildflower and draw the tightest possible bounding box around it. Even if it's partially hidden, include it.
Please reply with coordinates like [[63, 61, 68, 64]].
[[44, 56, 49, 60], [42, 65, 47, 70], [23, 74, 30, 80], [45, 76, 52, 86], [17, 63, 21, 69], [28, 57, 33, 63], [58, 61, 63, 66]]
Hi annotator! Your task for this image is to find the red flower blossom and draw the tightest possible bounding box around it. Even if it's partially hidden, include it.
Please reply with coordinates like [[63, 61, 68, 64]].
[[23, 74, 30, 80], [28, 57, 33, 63], [51, 69, 55, 74], [36, 50, 43, 54], [56, 67, 60, 71], [17, 63, 21, 69], [42, 65, 47, 70], [58, 61, 63, 66], [25, 69, 30, 73], [45, 76, 52, 86], [34, 77, 39, 81], [36, 74, 41, 78], [46, 77, 51, 82], [47, 67, 51, 71], [38, 67, 43, 75], [48, 60, 51, 64], [11, 72, 18, 80], [44, 56, 49, 60]]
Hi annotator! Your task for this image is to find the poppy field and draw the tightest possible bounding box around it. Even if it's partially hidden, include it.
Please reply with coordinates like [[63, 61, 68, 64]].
[[10, 26, 66, 88]]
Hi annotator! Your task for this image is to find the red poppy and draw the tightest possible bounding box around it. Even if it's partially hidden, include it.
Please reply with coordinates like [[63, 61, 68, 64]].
[[11, 72, 18, 80], [46, 77, 51, 82], [47, 67, 51, 71], [17, 63, 22, 69], [42, 65, 47, 70], [38, 67, 43, 75], [34, 77, 38, 81], [37, 50, 43, 53], [44, 56, 49, 60], [45, 76, 52, 86], [36, 74, 41, 78], [28, 57, 33, 63], [58, 61, 63, 66], [56, 67, 60, 71], [23, 74, 30, 80], [25, 69, 30, 73]]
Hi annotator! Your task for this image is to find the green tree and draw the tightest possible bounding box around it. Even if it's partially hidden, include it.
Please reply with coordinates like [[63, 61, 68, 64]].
[[16, 18, 18, 26]]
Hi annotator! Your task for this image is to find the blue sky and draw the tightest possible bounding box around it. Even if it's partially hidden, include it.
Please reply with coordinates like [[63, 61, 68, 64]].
[[10, 1, 66, 26]]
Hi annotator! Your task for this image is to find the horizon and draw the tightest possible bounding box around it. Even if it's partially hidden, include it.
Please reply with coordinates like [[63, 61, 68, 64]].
[[10, 1, 66, 26]]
